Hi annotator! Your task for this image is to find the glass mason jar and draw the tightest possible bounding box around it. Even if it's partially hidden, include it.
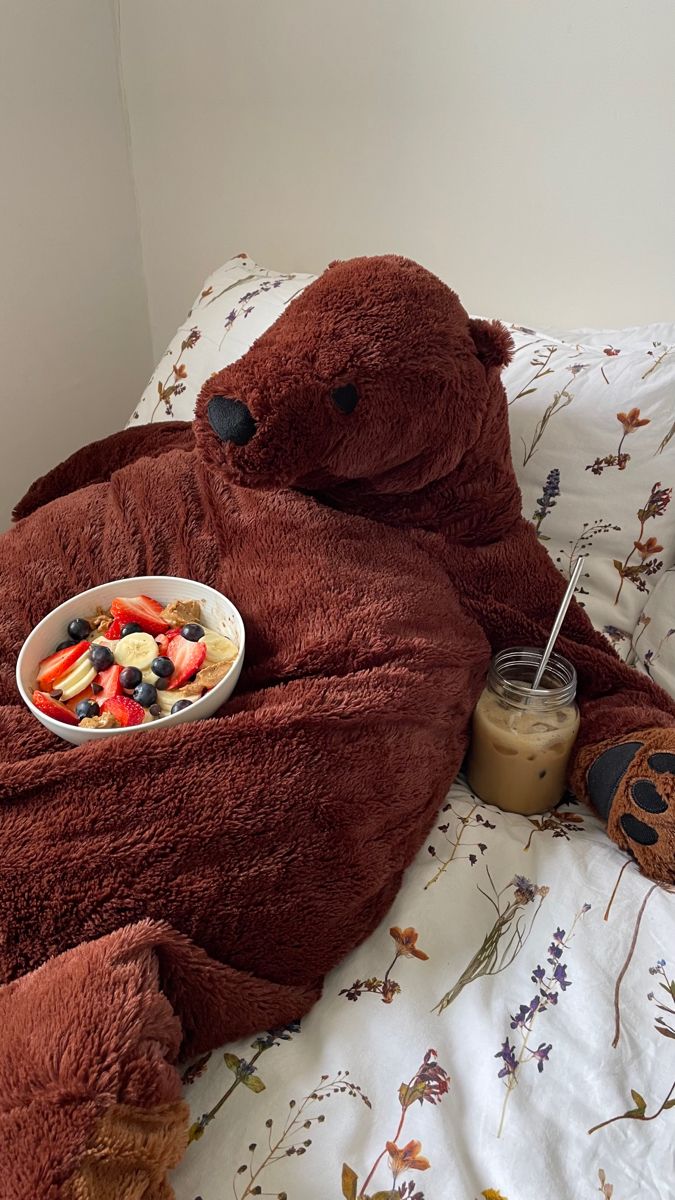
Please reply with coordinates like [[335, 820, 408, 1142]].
[[466, 647, 580, 816]]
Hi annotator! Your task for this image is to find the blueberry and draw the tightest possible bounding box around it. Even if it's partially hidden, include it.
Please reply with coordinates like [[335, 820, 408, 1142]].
[[67, 617, 91, 641], [119, 665, 143, 689], [155, 677, 170, 691], [120, 622, 143, 638], [75, 699, 100, 719], [170, 699, 193, 714], [89, 644, 114, 671], [55, 638, 77, 652], [133, 682, 158, 707], [149, 703, 162, 717], [180, 623, 204, 642], [151, 655, 174, 678]]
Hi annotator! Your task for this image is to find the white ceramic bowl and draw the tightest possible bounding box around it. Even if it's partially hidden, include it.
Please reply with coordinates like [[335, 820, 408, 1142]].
[[16, 575, 245, 745]]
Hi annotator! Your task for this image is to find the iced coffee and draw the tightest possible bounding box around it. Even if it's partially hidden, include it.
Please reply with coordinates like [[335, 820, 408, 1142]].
[[466, 648, 580, 816]]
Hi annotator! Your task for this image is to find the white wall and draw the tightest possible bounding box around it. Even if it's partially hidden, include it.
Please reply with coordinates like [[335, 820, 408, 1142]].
[[0, 0, 152, 529], [120, 0, 675, 360]]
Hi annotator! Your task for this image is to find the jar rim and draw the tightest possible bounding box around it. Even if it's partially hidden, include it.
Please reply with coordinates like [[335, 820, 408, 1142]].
[[488, 646, 577, 709]]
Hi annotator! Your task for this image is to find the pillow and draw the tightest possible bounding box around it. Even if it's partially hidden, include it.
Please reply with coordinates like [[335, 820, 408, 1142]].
[[628, 568, 675, 694], [503, 322, 675, 655], [129, 256, 675, 655], [129, 254, 317, 426]]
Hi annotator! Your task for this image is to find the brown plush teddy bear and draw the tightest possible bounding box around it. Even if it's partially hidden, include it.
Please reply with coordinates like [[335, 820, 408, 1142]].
[[0, 255, 673, 1193]]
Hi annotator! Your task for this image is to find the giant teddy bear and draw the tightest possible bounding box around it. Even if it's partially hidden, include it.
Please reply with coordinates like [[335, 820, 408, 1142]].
[[0, 255, 674, 1196]]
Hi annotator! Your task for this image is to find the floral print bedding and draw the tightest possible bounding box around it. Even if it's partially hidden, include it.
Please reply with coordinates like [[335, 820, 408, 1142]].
[[172, 780, 674, 1200], [127, 255, 675, 1199]]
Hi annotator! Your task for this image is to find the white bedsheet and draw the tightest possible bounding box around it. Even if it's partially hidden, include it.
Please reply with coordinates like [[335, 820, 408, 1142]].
[[172, 778, 674, 1200]]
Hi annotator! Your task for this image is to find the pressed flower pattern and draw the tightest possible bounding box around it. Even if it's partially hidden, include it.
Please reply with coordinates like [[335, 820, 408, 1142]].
[[589, 960, 675, 1135], [586, 408, 651, 475], [342, 1048, 450, 1199], [433, 874, 549, 1014], [340, 926, 429, 1004], [233, 1070, 370, 1199], [495, 903, 591, 1135], [424, 799, 495, 889], [613, 483, 671, 604], [149, 327, 201, 422]]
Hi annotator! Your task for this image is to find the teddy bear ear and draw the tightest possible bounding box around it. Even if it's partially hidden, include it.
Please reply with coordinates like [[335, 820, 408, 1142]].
[[468, 318, 514, 371], [327, 259, 343, 270]]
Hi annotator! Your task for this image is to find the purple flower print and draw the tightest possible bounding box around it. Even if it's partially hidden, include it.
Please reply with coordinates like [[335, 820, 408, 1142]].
[[512, 875, 537, 904], [495, 1040, 518, 1079], [553, 963, 571, 991], [510, 997, 540, 1030], [532, 468, 561, 539], [532, 1043, 552, 1073], [496, 902, 590, 1136]]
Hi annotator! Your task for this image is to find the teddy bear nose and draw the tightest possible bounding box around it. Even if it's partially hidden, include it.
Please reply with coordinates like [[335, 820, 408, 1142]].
[[207, 395, 257, 446]]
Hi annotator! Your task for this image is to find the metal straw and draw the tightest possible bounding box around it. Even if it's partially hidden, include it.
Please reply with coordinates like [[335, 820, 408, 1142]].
[[531, 557, 585, 691]]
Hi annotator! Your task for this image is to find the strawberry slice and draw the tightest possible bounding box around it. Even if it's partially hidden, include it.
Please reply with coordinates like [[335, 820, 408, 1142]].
[[110, 595, 169, 636], [156, 627, 182, 657], [96, 664, 123, 703], [107, 616, 124, 639], [167, 634, 207, 689], [33, 690, 80, 726], [36, 639, 90, 690], [101, 695, 145, 727]]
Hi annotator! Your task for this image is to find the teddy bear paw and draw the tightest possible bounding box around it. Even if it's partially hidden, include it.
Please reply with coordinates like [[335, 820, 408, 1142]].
[[586, 735, 675, 883]]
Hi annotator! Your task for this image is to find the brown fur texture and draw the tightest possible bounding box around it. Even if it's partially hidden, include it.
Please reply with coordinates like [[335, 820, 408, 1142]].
[[1, 255, 674, 1194]]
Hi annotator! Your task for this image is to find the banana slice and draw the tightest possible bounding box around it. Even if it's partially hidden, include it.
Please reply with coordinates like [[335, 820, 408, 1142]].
[[141, 668, 160, 685], [92, 635, 118, 652], [57, 652, 98, 699], [114, 632, 158, 671], [156, 684, 203, 713], [199, 629, 238, 666]]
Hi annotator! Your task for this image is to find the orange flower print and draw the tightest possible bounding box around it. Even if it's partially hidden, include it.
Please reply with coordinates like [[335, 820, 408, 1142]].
[[345, 1048, 449, 1196], [341, 926, 428, 1004], [617, 407, 650, 434], [389, 926, 429, 960], [587, 407, 650, 475], [386, 1138, 430, 1174], [614, 483, 671, 604], [173, 362, 188, 380], [200, 286, 213, 298], [634, 536, 664, 560]]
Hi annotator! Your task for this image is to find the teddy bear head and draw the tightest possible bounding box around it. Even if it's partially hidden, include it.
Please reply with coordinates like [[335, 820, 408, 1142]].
[[194, 255, 513, 506]]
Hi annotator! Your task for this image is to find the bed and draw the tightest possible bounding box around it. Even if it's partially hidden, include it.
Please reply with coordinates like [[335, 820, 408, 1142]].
[[129, 256, 675, 1200]]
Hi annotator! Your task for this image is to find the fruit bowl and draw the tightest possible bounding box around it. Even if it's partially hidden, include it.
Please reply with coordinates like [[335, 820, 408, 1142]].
[[16, 576, 245, 745]]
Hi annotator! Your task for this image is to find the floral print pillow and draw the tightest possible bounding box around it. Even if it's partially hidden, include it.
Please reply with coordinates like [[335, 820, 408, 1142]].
[[504, 324, 675, 654], [128, 254, 317, 426], [129, 257, 675, 653]]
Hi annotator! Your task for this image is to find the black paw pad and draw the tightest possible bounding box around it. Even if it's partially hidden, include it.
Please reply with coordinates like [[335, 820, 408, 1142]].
[[631, 780, 669, 814], [587, 742, 643, 819], [620, 812, 659, 846], [647, 752, 675, 775]]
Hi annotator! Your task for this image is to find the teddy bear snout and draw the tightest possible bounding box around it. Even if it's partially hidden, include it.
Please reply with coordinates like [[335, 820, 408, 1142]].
[[207, 394, 257, 446]]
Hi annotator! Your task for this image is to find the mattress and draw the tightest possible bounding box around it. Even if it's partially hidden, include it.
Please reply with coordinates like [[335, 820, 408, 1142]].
[[172, 777, 674, 1200]]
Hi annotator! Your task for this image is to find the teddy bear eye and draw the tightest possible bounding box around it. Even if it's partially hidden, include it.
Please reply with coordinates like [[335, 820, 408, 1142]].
[[331, 384, 359, 414]]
